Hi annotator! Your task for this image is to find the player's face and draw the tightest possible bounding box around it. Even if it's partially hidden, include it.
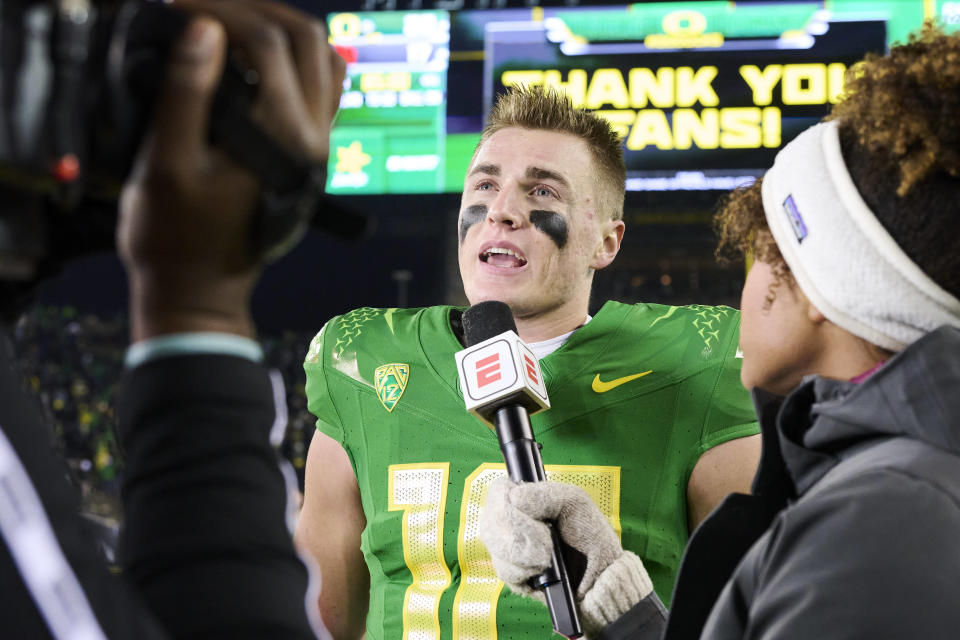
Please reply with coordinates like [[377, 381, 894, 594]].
[[457, 128, 622, 320], [738, 258, 820, 395]]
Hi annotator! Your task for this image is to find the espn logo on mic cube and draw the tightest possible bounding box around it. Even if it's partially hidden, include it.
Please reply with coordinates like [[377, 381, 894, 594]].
[[455, 330, 549, 426]]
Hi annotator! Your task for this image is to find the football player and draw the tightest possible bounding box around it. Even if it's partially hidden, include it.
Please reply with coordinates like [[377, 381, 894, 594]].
[[295, 86, 761, 639]]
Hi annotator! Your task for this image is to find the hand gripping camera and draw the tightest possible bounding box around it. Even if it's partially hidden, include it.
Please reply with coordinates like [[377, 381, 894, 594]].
[[0, 0, 366, 306]]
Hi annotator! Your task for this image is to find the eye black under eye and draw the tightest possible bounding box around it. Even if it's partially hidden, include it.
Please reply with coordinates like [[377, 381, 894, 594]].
[[530, 210, 568, 249]]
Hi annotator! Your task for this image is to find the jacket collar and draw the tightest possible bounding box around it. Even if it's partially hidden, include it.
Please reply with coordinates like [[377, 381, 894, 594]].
[[751, 325, 960, 499]]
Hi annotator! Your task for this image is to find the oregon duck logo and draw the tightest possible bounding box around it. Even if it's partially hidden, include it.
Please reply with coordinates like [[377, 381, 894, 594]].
[[375, 363, 410, 413]]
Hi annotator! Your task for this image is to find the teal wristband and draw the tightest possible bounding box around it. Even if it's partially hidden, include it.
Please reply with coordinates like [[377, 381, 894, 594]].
[[125, 332, 263, 369]]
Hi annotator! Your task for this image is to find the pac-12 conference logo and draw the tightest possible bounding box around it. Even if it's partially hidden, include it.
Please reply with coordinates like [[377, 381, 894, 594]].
[[375, 363, 409, 412]]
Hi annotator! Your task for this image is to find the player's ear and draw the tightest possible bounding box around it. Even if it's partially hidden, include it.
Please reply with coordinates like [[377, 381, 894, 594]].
[[592, 218, 624, 270]]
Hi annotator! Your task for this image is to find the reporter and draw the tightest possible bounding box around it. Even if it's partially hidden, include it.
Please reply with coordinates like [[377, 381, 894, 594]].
[[0, 2, 342, 638], [479, 24, 960, 640]]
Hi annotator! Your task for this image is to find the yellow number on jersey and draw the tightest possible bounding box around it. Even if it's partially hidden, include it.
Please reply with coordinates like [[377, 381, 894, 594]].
[[392, 462, 621, 640], [388, 463, 453, 640]]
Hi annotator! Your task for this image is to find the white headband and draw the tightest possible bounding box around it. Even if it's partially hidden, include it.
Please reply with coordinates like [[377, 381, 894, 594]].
[[761, 120, 960, 352]]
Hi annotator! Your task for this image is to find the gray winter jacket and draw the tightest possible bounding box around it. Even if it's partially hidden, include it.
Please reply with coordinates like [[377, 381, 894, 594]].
[[603, 325, 960, 640]]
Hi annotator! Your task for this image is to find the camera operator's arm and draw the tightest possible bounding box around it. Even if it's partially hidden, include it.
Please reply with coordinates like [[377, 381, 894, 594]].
[[116, 4, 342, 639], [119, 0, 340, 341]]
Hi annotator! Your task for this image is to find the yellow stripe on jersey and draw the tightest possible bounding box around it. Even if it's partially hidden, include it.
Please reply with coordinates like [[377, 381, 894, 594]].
[[389, 463, 452, 640]]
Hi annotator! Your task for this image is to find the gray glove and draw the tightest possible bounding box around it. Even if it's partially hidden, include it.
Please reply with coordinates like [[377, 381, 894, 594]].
[[479, 477, 653, 637]]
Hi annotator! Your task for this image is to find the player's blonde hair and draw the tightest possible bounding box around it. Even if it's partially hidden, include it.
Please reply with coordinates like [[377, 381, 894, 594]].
[[477, 85, 626, 221]]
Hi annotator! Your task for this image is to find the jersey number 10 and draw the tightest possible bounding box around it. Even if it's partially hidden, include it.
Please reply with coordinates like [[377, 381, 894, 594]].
[[388, 462, 622, 640]]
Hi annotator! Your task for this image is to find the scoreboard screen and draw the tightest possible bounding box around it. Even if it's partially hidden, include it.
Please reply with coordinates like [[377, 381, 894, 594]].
[[327, 11, 450, 193], [326, 0, 958, 195]]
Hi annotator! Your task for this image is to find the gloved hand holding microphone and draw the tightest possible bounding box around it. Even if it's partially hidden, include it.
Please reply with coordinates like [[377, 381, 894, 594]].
[[479, 477, 654, 638]]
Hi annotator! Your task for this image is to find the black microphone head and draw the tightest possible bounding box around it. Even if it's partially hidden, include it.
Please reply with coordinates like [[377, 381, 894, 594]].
[[462, 301, 518, 347]]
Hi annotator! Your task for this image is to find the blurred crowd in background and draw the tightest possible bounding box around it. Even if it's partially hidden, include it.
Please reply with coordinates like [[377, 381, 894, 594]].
[[13, 306, 317, 527]]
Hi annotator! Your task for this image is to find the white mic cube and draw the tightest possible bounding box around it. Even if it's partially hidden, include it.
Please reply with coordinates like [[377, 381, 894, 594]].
[[455, 330, 550, 427]]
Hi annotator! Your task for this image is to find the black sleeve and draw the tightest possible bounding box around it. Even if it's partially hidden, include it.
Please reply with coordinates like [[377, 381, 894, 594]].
[[598, 592, 668, 640], [0, 335, 167, 640], [116, 354, 322, 640]]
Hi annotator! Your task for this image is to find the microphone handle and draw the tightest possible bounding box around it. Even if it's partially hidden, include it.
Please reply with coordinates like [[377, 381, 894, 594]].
[[493, 405, 583, 639]]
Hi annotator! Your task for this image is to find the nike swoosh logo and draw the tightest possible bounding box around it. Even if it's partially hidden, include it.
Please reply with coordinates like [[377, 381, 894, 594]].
[[591, 371, 653, 393]]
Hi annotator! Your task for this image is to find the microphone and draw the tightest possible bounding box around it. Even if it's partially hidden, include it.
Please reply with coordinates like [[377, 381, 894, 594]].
[[455, 301, 583, 639]]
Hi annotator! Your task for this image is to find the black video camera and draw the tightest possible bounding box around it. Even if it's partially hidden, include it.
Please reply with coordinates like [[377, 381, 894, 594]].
[[0, 0, 365, 314]]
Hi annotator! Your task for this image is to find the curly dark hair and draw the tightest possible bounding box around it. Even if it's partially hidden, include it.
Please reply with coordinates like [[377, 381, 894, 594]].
[[715, 23, 960, 301], [714, 178, 778, 272]]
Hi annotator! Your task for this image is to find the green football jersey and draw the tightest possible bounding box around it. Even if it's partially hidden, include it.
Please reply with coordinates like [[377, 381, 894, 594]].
[[304, 301, 757, 640]]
